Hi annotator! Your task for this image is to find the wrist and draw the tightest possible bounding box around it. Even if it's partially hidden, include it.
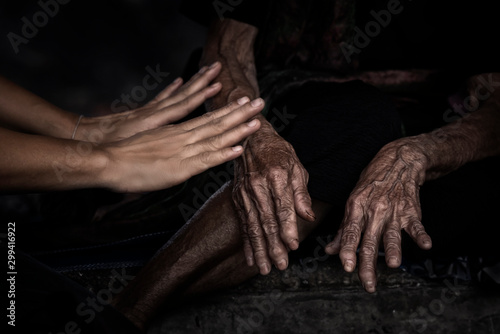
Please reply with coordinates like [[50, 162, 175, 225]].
[[203, 19, 258, 62], [87, 144, 113, 189], [380, 136, 431, 184]]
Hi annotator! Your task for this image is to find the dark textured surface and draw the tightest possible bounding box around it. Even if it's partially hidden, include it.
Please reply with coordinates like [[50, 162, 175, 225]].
[[64, 256, 500, 334]]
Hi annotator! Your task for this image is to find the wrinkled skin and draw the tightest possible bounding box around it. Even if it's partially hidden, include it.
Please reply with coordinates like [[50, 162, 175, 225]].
[[326, 139, 433, 292], [202, 19, 315, 275], [233, 130, 315, 274]]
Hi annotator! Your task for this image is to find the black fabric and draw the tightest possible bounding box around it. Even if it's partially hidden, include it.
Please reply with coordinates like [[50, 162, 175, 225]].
[[181, 0, 500, 74], [406, 155, 500, 259], [180, 0, 269, 28], [12, 249, 142, 334], [272, 80, 402, 204], [354, 0, 500, 73]]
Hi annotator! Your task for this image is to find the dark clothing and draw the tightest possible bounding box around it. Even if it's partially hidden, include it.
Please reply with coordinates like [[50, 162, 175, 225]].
[[11, 249, 141, 334], [181, 0, 500, 75]]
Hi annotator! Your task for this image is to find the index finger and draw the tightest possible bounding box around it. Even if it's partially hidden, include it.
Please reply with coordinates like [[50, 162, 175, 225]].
[[270, 171, 299, 253], [338, 201, 365, 272]]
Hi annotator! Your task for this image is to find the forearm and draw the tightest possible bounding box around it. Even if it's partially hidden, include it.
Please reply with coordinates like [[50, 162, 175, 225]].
[[0, 127, 108, 191], [201, 19, 260, 110], [0, 76, 78, 139], [389, 73, 500, 181]]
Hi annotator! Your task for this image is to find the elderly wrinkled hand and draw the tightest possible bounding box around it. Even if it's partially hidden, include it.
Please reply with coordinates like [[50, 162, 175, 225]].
[[325, 139, 433, 292], [233, 127, 315, 275]]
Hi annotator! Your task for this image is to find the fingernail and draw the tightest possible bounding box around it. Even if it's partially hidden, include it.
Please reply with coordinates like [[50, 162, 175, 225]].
[[174, 77, 182, 84], [365, 281, 375, 292], [344, 260, 354, 272], [306, 210, 316, 221], [198, 66, 208, 74], [388, 256, 399, 267], [247, 119, 258, 127], [250, 98, 263, 107], [290, 239, 299, 250], [259, 263, 270, 275], [277, 259, 288, 270], [237, 96, 250, 105], [246, 256, 254, 266], [209, 61, 219, 69], [232, 145, 243, 152], [210, 82, 221, 88]]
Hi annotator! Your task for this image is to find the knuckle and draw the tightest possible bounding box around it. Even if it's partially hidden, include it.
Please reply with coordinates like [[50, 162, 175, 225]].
[[367, 200, 389, 216], [384, 229, 401, 243], [409, 221, 424, 236], [209, 116, 225, 131], [276, 207, 294, 223], [262, 222, 280, 236], [202, 111, 216, 121], [206, 134, 223, 150], [269, 246, 285, 259], [384, 241, 400, 255], [359, 239, 378, 258], [247, 224, 263, 239], [253, 249, 267, 260], [341, 229, 359, 246], [359, 268, 376, 281], [347, 193, 365, 208], [268, 168, 287, 183], [197, 152, 212, 166]]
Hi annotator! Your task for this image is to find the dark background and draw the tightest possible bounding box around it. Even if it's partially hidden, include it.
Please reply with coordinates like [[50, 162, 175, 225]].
[[0, 0, 206, 117]]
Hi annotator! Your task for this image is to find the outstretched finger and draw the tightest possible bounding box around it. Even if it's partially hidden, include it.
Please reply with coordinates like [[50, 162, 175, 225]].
[[235, 188, 261, 267], [404, 220, 432, 250], [383, 220, 403, 268], [233, 191, 255, 267], [150, 82, 222, 126], [270, 171, 299, 255], [186, 119, 260, 158], [181, 145, 246, 180], [179, 97, 250, 131], [243, 187, 272, 275], [186, 98, 264, 144], [325, 228, 343, 255], [160, 62, 222, 108], [251, 183, 287, 273], [291, 165, 315, 223], [337, 202, 365, 272], [145, 77, 184, 106], [358, 231, 381, 293]]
